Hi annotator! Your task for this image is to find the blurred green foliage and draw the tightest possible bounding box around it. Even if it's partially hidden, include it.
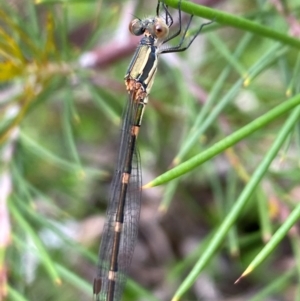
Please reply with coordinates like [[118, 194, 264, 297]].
[[1, 0, 300, 300]]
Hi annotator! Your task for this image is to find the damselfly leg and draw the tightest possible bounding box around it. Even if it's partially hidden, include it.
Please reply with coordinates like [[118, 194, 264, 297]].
[[159, 1, 213, 53]]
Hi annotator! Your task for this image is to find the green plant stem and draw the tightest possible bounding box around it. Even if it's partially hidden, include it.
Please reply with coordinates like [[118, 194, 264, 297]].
[[144, 95, 300, 188], [171, 105, 300, 301], [163, 0, 300, 49]]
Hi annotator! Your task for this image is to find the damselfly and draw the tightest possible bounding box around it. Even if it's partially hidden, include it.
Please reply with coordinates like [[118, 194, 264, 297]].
[[94, 1, 212, 300]]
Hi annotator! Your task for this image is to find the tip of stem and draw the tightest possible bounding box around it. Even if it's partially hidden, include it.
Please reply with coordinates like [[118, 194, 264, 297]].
[[286, 90, 292, 97], [172, 157, 180, 167], [142, 182, 153, 189], [234, 266, 252, 284], [234, 275, 242, 284], [243, 77, 251, 87], [55, 278, 62, 285], [158, 204, 167, 214]]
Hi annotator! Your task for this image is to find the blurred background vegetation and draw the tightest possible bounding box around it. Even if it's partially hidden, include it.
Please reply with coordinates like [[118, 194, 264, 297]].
[[1, 0, 300, 300]]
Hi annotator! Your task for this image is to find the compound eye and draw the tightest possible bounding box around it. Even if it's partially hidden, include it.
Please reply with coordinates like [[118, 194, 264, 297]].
[[154, 18, 169, 39], [129, 19, 144, 36]]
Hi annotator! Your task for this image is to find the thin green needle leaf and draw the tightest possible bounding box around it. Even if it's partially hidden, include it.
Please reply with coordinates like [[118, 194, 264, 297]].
[[62, 89, 82, 166], [144, 94, 300, 188], [208, 33, 247, 77], [86, 83, 120, 126], [247, 267, 295, 301], [55, 263, 91, 295], [286, 53, 300, 97], [256, 189, 272, 243], [243, 46, 288, 86], [172, 42, 282, 166], [164, 34, 254, 212], [126, 279, 162, 301], [58, 1, 69, 59], [289, 235, 300, 301], [158, 177, 179, 212], [7, 285, 30, 301], [235, 203, 300, 283], [26, 0, 40, 41], [225, 171, 239, 257], [20, 132, 106, 177], [168, 232, 214, 281], [9, 202, 62, 285], [170, 105, 300, 301], [164, 0, 300, 49]]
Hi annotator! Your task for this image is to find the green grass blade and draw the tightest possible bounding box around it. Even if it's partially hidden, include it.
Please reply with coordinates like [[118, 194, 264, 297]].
[[55, 263, 91, 295], [170, 104, 300, 301], [172, 42, 282, 166], [144, 94, 300, 188], [236, 202, 300, 282], [9, 201, 61, 285], [247, 267, 295, 301], [164, 0, 300, 49], [7, 285, 30, 301]]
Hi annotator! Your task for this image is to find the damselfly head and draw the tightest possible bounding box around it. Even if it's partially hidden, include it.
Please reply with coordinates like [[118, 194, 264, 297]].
[[129, 17, 169, 40]]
